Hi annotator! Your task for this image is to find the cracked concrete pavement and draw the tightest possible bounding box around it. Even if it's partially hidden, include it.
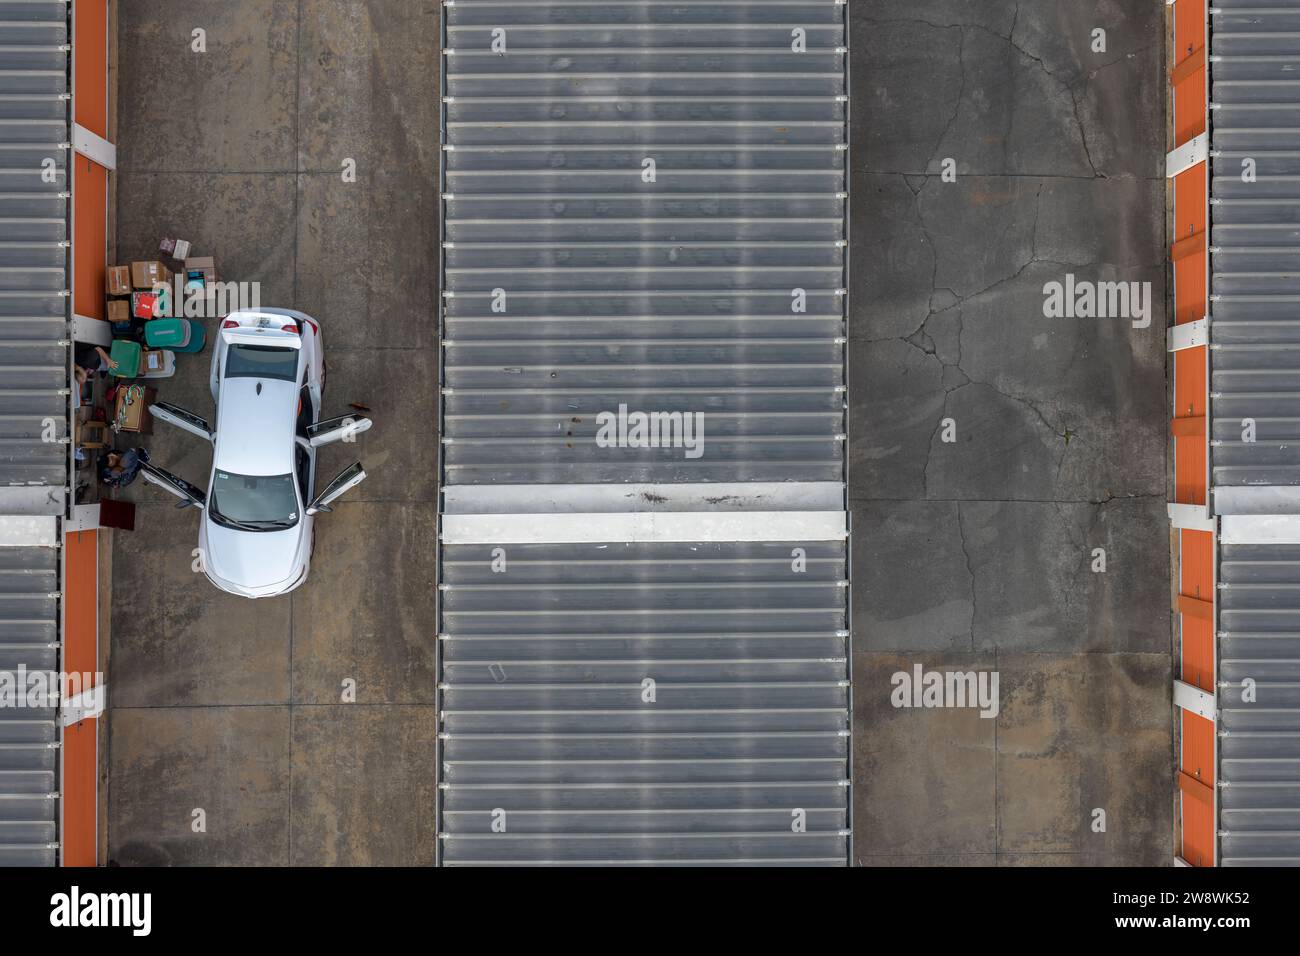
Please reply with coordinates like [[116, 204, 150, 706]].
[[849, 0, 1172, 865], [103, 0, 439, 866]]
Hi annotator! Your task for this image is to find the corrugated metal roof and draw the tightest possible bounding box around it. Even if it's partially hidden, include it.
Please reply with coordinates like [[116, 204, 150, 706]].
[[438, 539, 849, 865], [436, 1, 851, 866], [1209, 1, 1300, 865], [1210, 2, 1300, 490], [0, 0, 68, 868], [0, 0, 69, 493], [0, 538, 59, 867], [1218, 542, 1300, 864], [440, 0, 847, 485]]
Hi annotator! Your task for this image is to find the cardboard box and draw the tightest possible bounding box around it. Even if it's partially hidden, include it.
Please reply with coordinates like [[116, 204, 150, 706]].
[[114, 385, 156, 434], [184, 256, 217, 287], [106, 265, 131, 296], [143, 349, 166, 373], [107, 299, 131, 326], [130, 260, 172, 290], [131, 291, 160, 319], [159, 237, 191, 260]]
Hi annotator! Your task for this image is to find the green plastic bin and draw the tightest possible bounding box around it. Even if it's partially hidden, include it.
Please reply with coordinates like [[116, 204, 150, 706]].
[[144, 318, 206, 353]]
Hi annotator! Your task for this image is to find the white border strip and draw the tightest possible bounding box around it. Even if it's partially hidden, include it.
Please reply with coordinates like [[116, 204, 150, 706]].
[[72, 313, 111, 346], [61, 682, 105, 727], [0, 515, 58, 547], [72, 123, 116, 170], [1174, 679, 1215, 723], [1168, 318, 1208, 352], [1220, 514, 1300, 545], [444, 481, 844, 514], [1168, 502, 1216, 532], [1166, 132, 1208, 178], [441, 511, 847, 544]]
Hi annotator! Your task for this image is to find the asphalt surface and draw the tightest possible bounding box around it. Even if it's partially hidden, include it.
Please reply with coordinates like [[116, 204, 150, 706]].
[[848, 0, 1172, 864], [104, 0, 440, 866]]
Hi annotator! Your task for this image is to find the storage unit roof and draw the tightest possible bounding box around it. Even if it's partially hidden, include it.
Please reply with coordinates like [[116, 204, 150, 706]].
[[1211, 1, 1300, 865], [436, 1, 851, 866], [440, 0, 848, 485], [0, 0, 67, 868], [438, 539, 850, 865], [0, 0, 68, 499]]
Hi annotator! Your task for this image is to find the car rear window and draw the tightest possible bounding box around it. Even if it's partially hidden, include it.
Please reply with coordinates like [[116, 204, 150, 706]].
[[225, 344, 299, 382]]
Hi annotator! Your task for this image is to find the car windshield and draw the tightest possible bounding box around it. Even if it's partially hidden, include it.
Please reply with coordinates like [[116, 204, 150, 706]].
[[224, 344, 299, 382], [209, 470, 299, 530]]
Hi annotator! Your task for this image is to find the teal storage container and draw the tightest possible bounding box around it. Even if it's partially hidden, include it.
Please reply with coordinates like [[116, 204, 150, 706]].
[[144, 318, 206, 353]]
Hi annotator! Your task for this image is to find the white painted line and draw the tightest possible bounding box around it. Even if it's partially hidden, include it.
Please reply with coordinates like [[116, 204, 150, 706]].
[[0, 515, 58, 547], [1220, 514, 1300, 544], [441, 511, 848, 544], [443, 481, 844, 515]]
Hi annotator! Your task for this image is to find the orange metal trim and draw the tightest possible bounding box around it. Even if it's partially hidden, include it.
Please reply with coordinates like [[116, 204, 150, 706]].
[[1178, 594, 1214, 622], [63, 530, 97, 680], [73, 0, 108, 138], [72, 155, 107, 321], [1172, 230, 1206, 263], [1169, 0, 1214, 866], [1171, 45, 1205, 86], [1172, 415, 1207, 438], [61, 717, 97, 867], [1178, 767, 1214, 805]]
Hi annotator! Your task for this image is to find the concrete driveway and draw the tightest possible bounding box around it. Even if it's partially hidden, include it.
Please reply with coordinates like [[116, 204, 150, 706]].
[[848, 0, 1173, 865], [103, 0, 439, 866]]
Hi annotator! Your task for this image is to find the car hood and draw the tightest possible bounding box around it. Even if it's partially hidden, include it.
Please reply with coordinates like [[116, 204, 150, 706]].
[[201, 518, 306, 590]]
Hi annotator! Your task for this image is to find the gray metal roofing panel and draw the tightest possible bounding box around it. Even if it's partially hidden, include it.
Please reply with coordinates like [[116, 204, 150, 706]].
[[1210, 2, 1300, 489], [0, 541, 59, 867], [1218, 542, 1300, 864], [438, 539, 849, 866], [0, 0, 66, 868], [0, 0, 69, 492], [440, 0, 847, 485]]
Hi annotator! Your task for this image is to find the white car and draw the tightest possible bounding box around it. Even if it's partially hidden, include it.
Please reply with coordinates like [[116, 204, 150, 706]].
[[141, 308, 372, 598]]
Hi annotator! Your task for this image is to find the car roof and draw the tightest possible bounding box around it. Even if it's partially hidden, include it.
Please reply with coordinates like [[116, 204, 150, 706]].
[[213, 376, 298, 476]]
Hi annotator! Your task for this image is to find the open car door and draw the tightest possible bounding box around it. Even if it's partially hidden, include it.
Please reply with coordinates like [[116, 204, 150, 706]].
[[149, 402, 213, 442], [140, 462, 207, 509], [307, 461, 366, 515], [306, 414, 373, 448]]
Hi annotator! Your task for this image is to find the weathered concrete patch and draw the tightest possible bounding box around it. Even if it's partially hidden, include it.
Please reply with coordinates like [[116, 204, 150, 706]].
[[288, 705, 438, 865], [290, 502, 437, 705], [107, 706, 290, 866]]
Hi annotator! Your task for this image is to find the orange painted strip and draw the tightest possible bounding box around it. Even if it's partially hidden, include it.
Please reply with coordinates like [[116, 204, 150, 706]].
[[1183, 713, 1216, 788], [1173, 167, 1207, 326], [63, 530, 97, 681], [73, 0, 108, 139], [1172, 230, 1205, 263], [61, 717, 97, 867], [72, 156, 107, 321], [1170, 0, 1215, 869], [1171, 45, 1205, 86], [1178, 767, 1214, 806], [1178, 594, 1214, 622]]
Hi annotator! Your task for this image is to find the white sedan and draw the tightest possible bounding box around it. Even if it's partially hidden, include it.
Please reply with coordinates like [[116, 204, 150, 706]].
[[141, 308, 371, 598]]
